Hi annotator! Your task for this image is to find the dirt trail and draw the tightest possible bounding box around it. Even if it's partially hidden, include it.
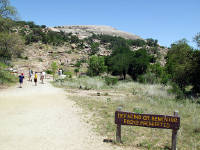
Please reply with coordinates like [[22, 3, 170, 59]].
[[0, 80, 122, 150]]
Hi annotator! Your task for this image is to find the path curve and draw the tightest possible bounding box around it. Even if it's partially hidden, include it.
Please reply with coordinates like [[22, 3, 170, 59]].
[[0, 79, 122, 150]]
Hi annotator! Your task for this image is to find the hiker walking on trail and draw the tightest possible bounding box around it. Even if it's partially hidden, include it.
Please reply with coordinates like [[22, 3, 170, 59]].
[[58, 68, 63, 76], [34, 72, 38, 86], [28, 68, 33, 81], [18, 73, 24, 88], [40, 71, 45, 84]]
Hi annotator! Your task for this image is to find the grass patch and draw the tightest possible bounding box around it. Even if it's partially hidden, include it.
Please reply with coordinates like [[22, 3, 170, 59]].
[[54, 76, 109, 90], [54, 76, 200, 149]]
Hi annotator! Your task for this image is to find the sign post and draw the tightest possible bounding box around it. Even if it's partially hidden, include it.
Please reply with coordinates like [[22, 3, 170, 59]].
[[116, 107, 122, 143], [115, 109, 180, 149], [172, 111, 179, 150]]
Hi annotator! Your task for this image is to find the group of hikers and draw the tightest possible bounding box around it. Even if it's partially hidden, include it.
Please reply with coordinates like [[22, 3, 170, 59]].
[[18, 68, 46, 88]]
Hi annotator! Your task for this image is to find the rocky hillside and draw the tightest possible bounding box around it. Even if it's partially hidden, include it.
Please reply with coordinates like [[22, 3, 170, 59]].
[[10, 23, 168, 76], [49, 25, 142, 40]]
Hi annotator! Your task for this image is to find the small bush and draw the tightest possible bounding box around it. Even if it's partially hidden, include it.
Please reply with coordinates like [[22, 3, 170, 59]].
[[168, 83, 185, 99], [74, 68, 79, 76], [138, 72, 158, 84], [46, 69, 52, 74], [132, 88, 137, 95], [38, 58, 43, 62], [64, 71, 72, 78], [0, 63, 17, 85], [161, 73, 170, 85], [133, 107, 144, 114], [75, 61, 81, 67], [105, 76, 118, 85]]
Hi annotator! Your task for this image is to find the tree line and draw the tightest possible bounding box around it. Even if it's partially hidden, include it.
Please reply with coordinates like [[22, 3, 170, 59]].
[[87, 36, 200, 98]]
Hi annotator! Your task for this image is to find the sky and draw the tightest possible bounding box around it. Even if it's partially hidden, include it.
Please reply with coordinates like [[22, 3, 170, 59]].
[[10, 0, 200, 48]]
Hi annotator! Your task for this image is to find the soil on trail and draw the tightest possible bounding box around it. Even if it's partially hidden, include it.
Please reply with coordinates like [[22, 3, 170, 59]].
[[0, 80, 122, 150]]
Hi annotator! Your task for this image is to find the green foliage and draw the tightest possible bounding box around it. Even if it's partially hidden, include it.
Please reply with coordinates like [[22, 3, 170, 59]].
[[160, 73, 170, 85], [87, 34, 147, 51], [108, 46, 132, 79], [169, 83, 185, 99], [0, 32, 24, 60], [64, 71, 72, 78], [104, 76, 118, 85], [149, 63, 164, 79], [87, 55, 107, 76], [138, 72, 158, 84], [166, 40, 193, 91], [45, 69, 53, 74], [94, 34, 129, 50], [166, 39, 200, 96], [193, 32, 200, 48], [0, 0, 17, 19], [70, 35, 81, 44], [0, 16, 14, 32], [15, 21, 40, 28], [90, 42, 100, 55], [24, 28, 70, 46], [128, 49, 151, 80], [41, 25, 46, 28], [127, 39, 146, 47], [190, 50, 200, 93], [149, 46, 159, 54], [74, 68, 79, 76], [38, 58, 43, 62], [138, 64, 170, 85], [85, 34, 159, 81], [13, 20, 72, 46], [146, 38, 158, 47], [0, 62, 17, 85], [74, 61, 81, 67], [51, 61, 58, 80]]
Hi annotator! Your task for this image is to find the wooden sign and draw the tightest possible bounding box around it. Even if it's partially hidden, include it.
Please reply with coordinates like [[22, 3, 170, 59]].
[[115, 108, 180, 150], [115, 111, 180, 130]]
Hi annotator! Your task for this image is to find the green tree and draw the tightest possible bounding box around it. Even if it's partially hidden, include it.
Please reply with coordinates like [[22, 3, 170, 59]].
[[74, 68, 79, 76], [190, 50, 200, 94], [193, 32, 200, 48], [0, 16, 14, 32], [140, 63, 170, 85], [0, 0, 17, 19], [109, 47, 132, 79], [87, 56, 107, 76], [90, 42, 99, 55], [0, 32, 24, 61], [51, 61, 58, 80], [74, 61, 81, 67], [149, 63, 164, 79], [127, 39, 146, 47], [146, 38, 158, 47], [128, 49, 151, 80], [166, 39, 193, 91]]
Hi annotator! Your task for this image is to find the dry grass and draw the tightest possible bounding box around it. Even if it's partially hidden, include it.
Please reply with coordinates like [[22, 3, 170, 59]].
[[54, 77, 200, 150]]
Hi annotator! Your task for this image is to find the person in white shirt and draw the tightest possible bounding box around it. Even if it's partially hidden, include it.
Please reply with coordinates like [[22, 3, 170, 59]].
[[40, 71, 46, 84]]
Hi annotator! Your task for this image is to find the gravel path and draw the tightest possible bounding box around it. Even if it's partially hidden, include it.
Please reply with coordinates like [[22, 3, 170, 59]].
[[0, 80, 122, 150]]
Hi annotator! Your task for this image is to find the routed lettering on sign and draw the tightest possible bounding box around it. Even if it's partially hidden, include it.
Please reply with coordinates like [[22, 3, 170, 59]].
[[115, 111, 180, 130]]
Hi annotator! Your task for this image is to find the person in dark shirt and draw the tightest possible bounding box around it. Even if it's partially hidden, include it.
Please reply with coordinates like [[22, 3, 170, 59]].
[[19, 73, 24, 88]]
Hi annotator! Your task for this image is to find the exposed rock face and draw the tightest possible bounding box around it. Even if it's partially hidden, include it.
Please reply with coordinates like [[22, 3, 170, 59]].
[[50, 25, 142, 40]]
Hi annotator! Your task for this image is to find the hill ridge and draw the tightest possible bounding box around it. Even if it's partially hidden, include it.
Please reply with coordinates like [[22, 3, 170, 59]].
[[50, 25, 142, 40]]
